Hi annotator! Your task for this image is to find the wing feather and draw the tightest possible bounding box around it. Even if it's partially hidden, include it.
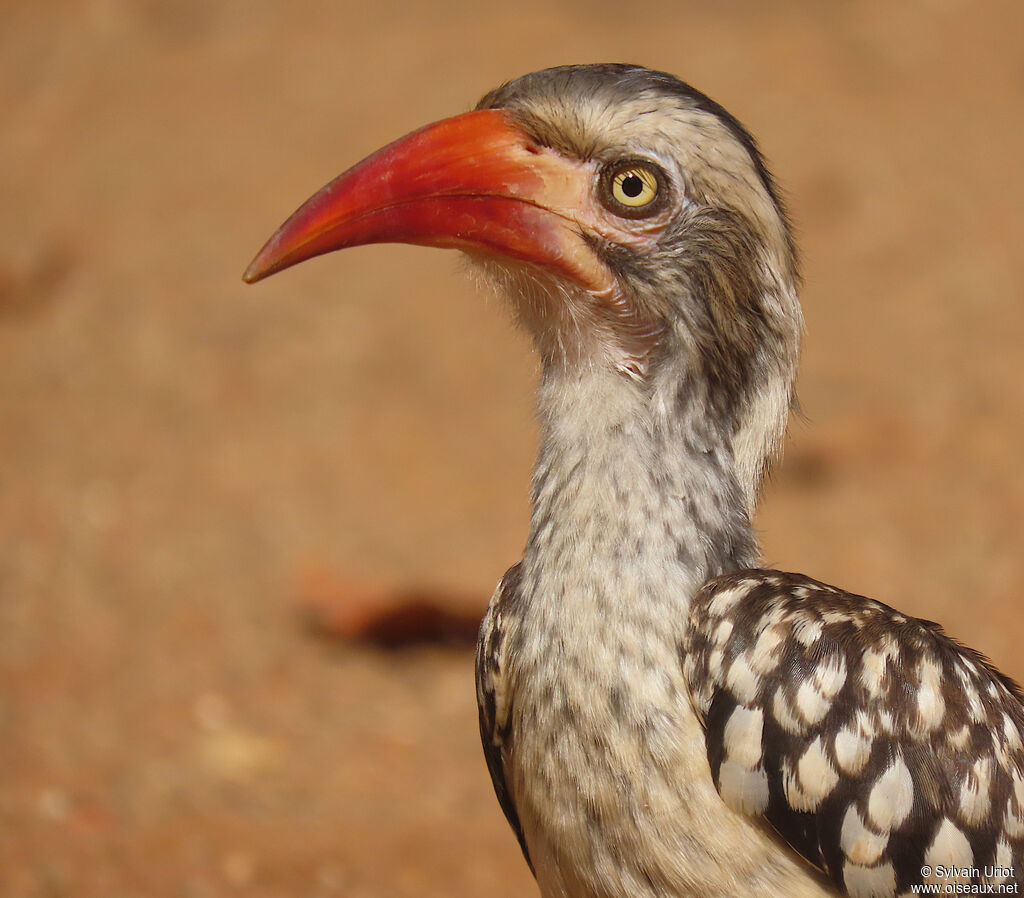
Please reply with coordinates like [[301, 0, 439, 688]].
[[475, 562, 533, 873], [685, 569, 1024, 895]]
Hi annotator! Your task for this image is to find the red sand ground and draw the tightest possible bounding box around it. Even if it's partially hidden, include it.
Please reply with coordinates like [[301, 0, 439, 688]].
[[2, 1, 1023, 895]]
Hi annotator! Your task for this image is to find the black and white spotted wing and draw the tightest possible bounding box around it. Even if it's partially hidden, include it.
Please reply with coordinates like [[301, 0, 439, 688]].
[[475, 562, 534, 874], [684, 569, 1024, 897]]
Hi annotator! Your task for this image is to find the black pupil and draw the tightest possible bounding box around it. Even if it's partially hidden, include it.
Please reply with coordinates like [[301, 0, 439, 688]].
[[621, 173, 644, 198]]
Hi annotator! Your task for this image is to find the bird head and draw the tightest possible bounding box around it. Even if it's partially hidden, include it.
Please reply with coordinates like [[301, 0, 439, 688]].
[[245, 65, 802, 501]]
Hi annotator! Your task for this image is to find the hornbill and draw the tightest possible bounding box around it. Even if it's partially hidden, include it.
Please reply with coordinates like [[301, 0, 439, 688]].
[[245, 65, 1024, 897]]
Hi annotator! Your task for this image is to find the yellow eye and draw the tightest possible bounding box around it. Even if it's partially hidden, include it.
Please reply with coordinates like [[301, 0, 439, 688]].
[[611, 166, 659, 207], [600, 161, 667, 218]]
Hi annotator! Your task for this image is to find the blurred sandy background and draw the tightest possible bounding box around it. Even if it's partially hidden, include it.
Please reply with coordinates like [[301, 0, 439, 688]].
[[2, 0, 1023, 895]]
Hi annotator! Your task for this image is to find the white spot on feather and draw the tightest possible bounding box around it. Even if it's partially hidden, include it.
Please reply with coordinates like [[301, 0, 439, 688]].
[[708, 647, 724, 679], [989, 840, 1012, 883], [840, 805, 888, 866], [723, 705, 763, 768], [708, 585, 748, 617], [843, 860, 896, 898], [750, 624, 785, 676], [792, 615, 824, 647], [861, 649, 887, 698], [717, 759, 769, 814], [772, 687, 805, 736], [834, 724, 872, 775], [855, 710, 876, 738], [726, 653, 760, 704], [878, 634, 900, 657], [868, 756, 914, 831], [795, 679, 831, 725], [915, 657, 945, 733], [814, 654, 848, 698], [1004, 786, 1024, 838], [959, 757, 992, 826], [782, 758, 812, 811], [1003, 712, 1022, 749], [956, 661, 975, 690], [924, 820, 972, 881], [949, 724, 971, 750], [793, 736, 839, 810]]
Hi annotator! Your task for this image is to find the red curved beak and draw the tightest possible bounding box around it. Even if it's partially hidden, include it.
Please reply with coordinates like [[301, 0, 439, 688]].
[[243, 109, 610, 293]]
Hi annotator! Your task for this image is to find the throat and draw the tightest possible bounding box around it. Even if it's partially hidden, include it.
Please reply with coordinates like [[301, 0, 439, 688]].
[[521, 368, 759, 621]]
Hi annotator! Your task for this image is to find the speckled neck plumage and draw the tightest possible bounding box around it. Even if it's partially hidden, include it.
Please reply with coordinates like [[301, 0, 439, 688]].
[[524, 365, 758, 608]]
